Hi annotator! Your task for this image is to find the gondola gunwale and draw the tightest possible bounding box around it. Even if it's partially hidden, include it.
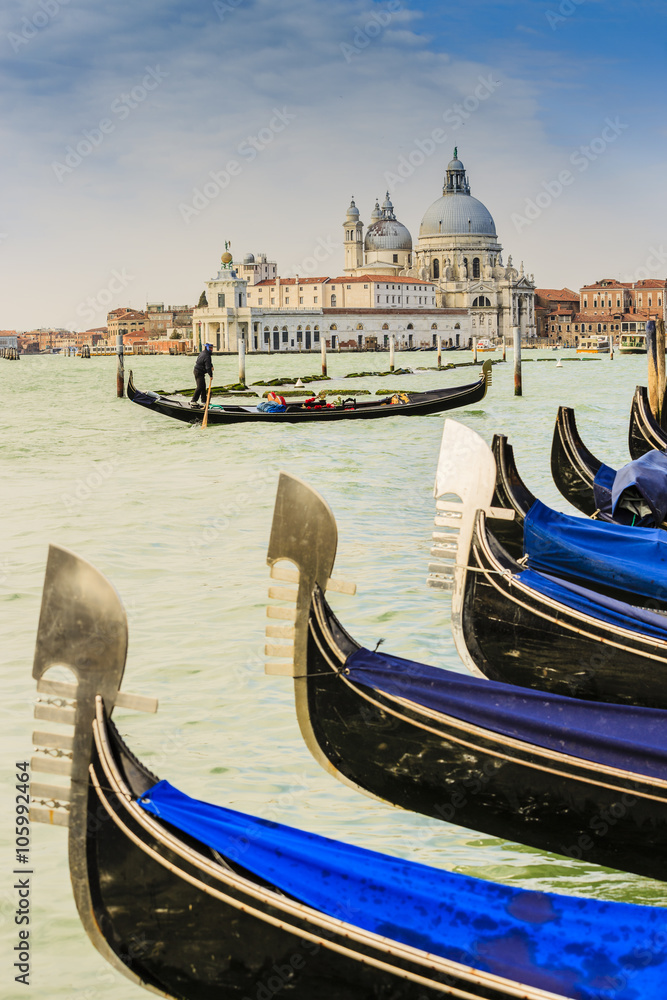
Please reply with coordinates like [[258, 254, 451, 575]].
[[88, 698, 567, 1000], [308, 585, 667, 798], [127, 365, 492, 425], [471, 507, 667, 662], [550, 406, 600, 516], [629, 384, 667, 459]]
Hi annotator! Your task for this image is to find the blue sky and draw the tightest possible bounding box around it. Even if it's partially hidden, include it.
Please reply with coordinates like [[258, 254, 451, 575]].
[[1, 0, 665, 329]]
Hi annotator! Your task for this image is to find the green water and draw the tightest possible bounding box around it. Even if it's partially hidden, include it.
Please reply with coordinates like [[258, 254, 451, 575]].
[[1, 350, 664, 999]]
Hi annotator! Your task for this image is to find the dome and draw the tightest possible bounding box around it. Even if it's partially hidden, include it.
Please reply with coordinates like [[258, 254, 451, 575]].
[[346, 197, 360, 219], [420, 194, 496, 237], [365, 218, 412, 251], [243, 252, 255, 264], [370, 198, 382, 222], [447, 157, 465, 171]]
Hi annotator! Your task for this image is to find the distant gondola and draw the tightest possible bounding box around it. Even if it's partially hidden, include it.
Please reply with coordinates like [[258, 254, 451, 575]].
[[266, 472, 667, 880], [32, 546, 667, 1000], [127, 362, 492, 425], [431, 420, 667, 707], [629, 384, 667, 459]]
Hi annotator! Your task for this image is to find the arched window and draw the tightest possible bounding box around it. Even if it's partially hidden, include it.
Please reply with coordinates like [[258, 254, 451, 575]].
[[454, 323, 460, 330], [330, 324, 337, 330], [472, 296, 492, 308], [356, 323, 364, 330], [431, 323, 437, 330], [473, 257, 480, 278], [432, 259, 440, 279], [407, 323, 414, 330], [281, 326, 288, 343], [331, 294, 337, 307]]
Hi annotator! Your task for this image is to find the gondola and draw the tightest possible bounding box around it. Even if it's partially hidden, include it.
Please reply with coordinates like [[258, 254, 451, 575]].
[[551, 403, 667, 527], [126, 363, 492, 424], [431, 419, 667, 708], [31, 548, 667, 1000], [266, 472, 667, 880], [629, 384, 667, 459]]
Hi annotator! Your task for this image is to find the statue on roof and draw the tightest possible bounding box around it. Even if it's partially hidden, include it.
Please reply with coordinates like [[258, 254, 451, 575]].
[[453, 147, 458, 159]]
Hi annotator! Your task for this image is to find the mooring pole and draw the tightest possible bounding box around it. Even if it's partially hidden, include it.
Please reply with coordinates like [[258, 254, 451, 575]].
[[437, 336, 442, 368], [502, 336, 506, 362], [513, 325, 522, 396], [472, 336, 478, 363], [609, 332, 614, 361], [389, 335, 395, 372], [238, 336, 246, 387], [657, 319, 666, 418], [116, 333, 124, 397], [321, 336, 327, 376], [647, 320, 659, 422]]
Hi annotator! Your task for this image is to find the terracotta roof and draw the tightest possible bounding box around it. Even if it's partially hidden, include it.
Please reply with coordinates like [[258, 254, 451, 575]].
[[580, 280, 632, 289], [634, 279, 667, 287], [534, 288, 578, 300]]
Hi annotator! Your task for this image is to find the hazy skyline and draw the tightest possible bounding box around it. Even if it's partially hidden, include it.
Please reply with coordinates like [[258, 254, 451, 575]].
[[2, 0, 665, 330]]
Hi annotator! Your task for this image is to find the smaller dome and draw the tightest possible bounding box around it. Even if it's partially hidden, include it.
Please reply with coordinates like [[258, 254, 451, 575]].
[[346, 197, 360, 219], [243, 252, 255, 264], [447, 158, 465, 171], [365, 219, 412, 252], [370, 199, 382, 222]]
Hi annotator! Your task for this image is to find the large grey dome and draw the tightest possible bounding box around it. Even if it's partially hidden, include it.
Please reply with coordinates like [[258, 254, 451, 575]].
[[420, 194, 496, 237], [365, 218, 412, 251]]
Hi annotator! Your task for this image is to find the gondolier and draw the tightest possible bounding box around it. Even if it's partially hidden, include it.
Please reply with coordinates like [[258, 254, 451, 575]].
[[192, 343, 213, 406]]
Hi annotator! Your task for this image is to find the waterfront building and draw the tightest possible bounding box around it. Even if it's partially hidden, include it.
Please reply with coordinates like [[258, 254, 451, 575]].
[[107, 308, 147, 338], [543, 277, 667, 343]]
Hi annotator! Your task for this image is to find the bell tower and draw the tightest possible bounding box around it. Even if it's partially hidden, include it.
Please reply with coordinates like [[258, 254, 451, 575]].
[[343, 197, 364, 272]]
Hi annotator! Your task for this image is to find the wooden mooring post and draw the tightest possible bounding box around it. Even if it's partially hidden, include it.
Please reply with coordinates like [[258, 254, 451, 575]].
[[389, 335, 395, 372], [116, 334, 124, 397], [238, 337, 246, 387], [472, 336, 478, 363], [513, 326, 522, 396], [321, 336, 327, 377], [437, 337, 442, 368]]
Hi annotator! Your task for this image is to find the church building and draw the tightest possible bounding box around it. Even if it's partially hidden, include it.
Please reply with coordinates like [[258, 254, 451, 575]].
[[191, 150, 535, 352]]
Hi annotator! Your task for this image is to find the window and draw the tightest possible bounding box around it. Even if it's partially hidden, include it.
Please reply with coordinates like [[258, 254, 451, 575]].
[[346, 285, 351, 290], [393, 254, 398, 263], [299, 297, 304, 304], [238, 293, 243, 307], [271, 298, 275, 305], [263, 331, 269, 343], [407, 323, 413, 330], [431, 323, 437, 330], [314, 296, 318, 303], [472, 257, 480, 278], [282, 328, 288, 342], [314, 328, 320, 341], [331, 295, 337, 307], [218, 293, 225, 307], [285, 298, 290, 305], [356, 323, 364, 330], [363, 284, 368, 289], [258, 299, 263, 305], [432, 259, 440, 279]]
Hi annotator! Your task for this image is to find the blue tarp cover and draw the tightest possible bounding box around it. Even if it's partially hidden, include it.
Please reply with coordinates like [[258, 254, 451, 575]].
[[611, 450, 667, 525], [130, 391, 156, 408], [517, 568, 667, 643], [524, 499, 667, 600], [139, 780, 667, 999], [345, 646, 667, 779], [592, 463, 615, 517]]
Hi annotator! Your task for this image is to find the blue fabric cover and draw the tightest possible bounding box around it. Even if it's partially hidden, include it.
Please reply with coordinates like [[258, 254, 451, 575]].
[[139, 780, 667, 999], [611, 450, 667, 525], [345, 646, 667, 779], [592, 463, 615, 517], [130, 391, 156, 408], [256, 400, 286, 412], [524, 499, 667, 601], [518, 568, 667, 643]]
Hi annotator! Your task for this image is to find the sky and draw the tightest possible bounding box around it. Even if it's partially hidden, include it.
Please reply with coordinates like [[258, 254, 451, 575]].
[[1, 0, 666, 331]]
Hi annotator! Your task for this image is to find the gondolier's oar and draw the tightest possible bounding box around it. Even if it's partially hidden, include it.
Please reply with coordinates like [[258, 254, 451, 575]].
[[201, 377, 213, 428]]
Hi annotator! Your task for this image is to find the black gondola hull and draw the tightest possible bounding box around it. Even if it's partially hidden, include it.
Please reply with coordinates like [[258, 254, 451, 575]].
[[302, 591, 667, 881], [550, 407, 600, 516], [628, 385, 667, 459]]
